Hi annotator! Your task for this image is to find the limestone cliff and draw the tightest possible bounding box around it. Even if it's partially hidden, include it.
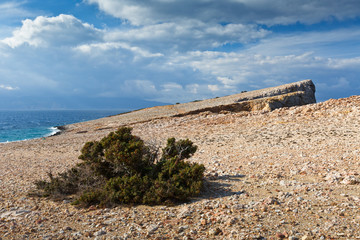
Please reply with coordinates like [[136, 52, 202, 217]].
[[174, 79, 316, 116]]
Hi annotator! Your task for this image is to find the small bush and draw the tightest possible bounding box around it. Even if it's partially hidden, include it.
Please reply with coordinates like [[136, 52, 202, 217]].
[[31, 127, 205, 207]]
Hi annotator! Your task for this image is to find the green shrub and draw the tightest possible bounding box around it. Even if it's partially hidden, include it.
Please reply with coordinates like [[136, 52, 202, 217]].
[[31, 127, 205, 207], [78, 127, 154, 178]]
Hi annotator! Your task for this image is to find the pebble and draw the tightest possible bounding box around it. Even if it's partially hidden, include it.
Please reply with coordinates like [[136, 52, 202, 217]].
[[94, 229, 107, 236], [147, 224, 158, 234], [209, 227, 222, 236]]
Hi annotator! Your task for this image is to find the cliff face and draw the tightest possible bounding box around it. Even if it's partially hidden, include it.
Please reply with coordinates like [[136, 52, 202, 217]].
[[236, 79, 316, 104], [235, 79, 316, 111], [175, 79, 316, 116]]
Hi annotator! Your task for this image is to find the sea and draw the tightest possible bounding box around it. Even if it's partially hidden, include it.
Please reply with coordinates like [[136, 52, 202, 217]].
[[0, 110, 125, 143]]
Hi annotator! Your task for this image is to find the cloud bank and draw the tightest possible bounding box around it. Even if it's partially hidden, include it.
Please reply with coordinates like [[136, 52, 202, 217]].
[[86, 0, 360, 25], [0, 0, 360, 109]]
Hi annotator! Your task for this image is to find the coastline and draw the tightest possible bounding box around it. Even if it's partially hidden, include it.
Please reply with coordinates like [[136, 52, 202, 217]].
[[0, 109, 124, 143]]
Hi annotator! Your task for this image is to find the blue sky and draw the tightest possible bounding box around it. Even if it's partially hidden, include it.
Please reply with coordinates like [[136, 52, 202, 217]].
[[0, 0, 360, 109]]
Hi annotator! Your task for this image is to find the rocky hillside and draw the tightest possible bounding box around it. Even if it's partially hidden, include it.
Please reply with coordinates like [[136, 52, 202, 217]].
[[1, 81, 360, 240], [64, 79, 316, 133]]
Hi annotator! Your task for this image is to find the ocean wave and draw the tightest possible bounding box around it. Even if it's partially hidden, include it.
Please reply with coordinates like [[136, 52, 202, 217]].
[[0, 127, 61, 144], [45, 127, 61, 137]]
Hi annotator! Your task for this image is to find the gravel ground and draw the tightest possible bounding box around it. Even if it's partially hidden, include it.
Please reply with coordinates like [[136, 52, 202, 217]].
[[1, 96, 360, 239]]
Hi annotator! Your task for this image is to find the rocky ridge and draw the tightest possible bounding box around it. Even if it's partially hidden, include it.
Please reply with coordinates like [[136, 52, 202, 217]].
[[63, 79, 316, 133]]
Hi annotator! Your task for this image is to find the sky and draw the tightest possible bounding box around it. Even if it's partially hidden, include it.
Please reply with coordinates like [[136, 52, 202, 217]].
[[0, 0, 360, 109]]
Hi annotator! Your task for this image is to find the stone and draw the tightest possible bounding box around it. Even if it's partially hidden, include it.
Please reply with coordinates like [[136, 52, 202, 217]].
[[226, 217, 237, 226], [209, 228, 222, 236], [178, 206, 193, 218], [276, 232, 286, 239], [200, 218, 207, 225], [94, 229, 107, 236], [263, 197, 280, 205], [147, 224, 159, 234], [341, 175, 360, 185]]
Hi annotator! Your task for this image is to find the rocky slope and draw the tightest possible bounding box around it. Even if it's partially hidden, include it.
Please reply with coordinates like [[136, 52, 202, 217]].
[[1, 82, 360, 240]]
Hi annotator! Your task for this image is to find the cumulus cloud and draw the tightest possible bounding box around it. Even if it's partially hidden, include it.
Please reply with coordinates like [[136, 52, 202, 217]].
[[86, 0, 360, 26], [75, 42, 163, 59], [105, 20, 269, 51], [2, 14, 102, 48], [187, 50, 359, 100]]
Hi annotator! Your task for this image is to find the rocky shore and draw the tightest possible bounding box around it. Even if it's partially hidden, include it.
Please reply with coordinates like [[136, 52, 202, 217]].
[[1, 81, 360, 239]]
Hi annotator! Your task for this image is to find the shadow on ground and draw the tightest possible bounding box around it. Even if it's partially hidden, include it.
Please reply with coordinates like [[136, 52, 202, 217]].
[[191, 174, 246, 203]]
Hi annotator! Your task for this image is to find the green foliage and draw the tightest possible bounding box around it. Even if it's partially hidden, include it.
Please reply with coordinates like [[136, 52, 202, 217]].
[[153, 158, 205, 202], [32, 127, 205, 207], [78, 127, 154, 178], [162, 138, 197, 161]]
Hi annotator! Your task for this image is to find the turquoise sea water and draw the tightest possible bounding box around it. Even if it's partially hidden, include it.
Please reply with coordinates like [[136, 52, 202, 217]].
[[0, 110, 124, 143]]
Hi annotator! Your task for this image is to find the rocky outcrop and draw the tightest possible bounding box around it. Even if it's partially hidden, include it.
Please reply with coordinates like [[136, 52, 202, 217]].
[[236, 79, 316, 105], [174, 79, 316, 116]]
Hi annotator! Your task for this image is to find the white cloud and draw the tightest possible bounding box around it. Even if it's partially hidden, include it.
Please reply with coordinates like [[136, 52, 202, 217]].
[[86, 0, 360, 26], [2, 14, 102, 48], [162, 82, 183, 92], [166, 48, 360, 99], [217, 77, 237, 88], [75, 42, 163, 58], [105, 20, 269, 51], [327, 57, 360, 69], [208, 84, 220, 92]]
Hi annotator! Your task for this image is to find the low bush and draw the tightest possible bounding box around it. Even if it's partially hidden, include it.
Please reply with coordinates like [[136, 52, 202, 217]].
[[31, 127, 205, 207]]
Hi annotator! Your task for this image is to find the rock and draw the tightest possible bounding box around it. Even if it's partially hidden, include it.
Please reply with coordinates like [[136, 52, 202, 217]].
[[94, 229, 107, 236], [104, 218, 118, 225], [64, 226, 72, 231], [276, 232, 286, 239], [174, 79, 316, 116], [234, 79, 316, 111], [200, 218, 207, 225], [341, 175, 360, 185], [147, 224, 158, 234], [71, 232, 82, 237], [0, 209, 32, 220], [263, 197, 280, 205], [288, 236, 298, 240], [226, 217, 237, 226], [178, 225, 189, 233], [83, 232, 93, 237], [178, 206, 193, 218], [209, 227, 222, 236]]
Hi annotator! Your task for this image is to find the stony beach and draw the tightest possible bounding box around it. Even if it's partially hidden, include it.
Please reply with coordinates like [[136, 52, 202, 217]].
[[1, 93, 360, 239]]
